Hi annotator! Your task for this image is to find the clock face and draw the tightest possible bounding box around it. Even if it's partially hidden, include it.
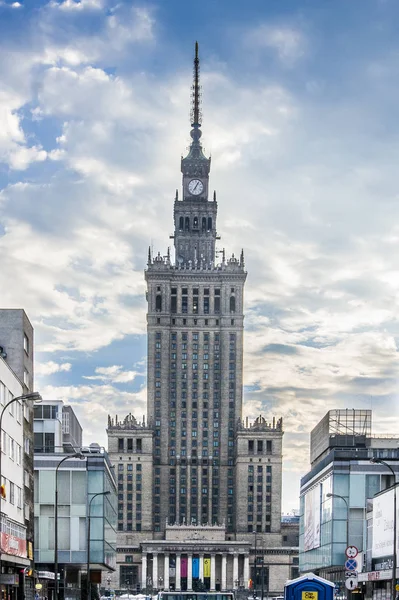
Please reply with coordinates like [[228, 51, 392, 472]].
[[188, 179, 204, 195]]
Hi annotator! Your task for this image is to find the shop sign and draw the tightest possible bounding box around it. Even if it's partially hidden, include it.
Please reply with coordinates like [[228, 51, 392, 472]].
[[0, 575, 19, 585], [358, 571, 392, 582], [1, 533, 27, 558], [37, 572, 56, 580]]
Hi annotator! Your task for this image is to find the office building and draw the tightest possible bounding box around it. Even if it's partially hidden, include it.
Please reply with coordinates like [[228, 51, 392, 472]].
[[106, 45, 298, 596]]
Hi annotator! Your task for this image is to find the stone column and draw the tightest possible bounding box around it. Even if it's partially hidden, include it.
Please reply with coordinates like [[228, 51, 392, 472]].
[[221, 554, 227, 591], [244, 554, 249, 589], [233, 554, 238, 589], [176, 553, 181, 591], [199, 554, 204, 582], [187, 554, 193, 591], [210, 554, 216, 591], [141, 554, 147, 590], [164, 554, 170, 591], [153, 553, 158, 590]]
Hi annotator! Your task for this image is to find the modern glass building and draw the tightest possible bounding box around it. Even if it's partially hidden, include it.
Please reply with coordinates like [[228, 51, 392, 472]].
[[299, 409, 399, 596], [34, 401, 117, 600]]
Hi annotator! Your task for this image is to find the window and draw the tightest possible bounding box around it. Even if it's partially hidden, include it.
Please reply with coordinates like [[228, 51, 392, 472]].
[[9, 482, 15, 505], [24, 334, 30, 355], [24, 370, 29, 387], [118, 438, 124, 452], [171, 288, 177, 313]]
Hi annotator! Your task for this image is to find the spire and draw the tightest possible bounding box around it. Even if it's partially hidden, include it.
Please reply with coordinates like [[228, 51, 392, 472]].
[[190, 41, 202, 129]]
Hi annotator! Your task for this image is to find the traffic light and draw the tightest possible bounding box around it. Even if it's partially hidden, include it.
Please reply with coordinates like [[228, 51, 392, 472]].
[[0, 484, 6, 499]]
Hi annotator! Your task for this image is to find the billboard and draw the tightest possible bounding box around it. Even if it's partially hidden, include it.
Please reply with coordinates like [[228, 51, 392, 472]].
[[304, 485, 321, 552], [372, 488, 398, 560]]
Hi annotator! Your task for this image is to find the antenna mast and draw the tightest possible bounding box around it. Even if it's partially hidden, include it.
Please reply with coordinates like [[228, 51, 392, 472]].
[[190, 41, 202, 128]]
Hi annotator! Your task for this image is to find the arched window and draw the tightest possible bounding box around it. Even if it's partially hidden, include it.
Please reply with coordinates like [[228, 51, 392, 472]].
[[230, 296, 236, 313], [185, 217, 190, 231], [207, 217, 212, 231], [193, 216, 198, 229], [156, 295, 162, 312], [179, 217, 184, 231], [202, 217, 207, 231]]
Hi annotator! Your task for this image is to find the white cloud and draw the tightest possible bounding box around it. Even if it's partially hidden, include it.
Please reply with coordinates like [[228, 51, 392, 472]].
[[36, 361, 72, 376], [49, 0, 103, 10], [245, 24, 306, 64], [83, 365, 140, 383]]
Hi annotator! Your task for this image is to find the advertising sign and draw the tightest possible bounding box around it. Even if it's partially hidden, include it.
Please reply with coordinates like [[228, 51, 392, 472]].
[[0, 533, 27, 558], [304, 485, 321, 551], [372, 488, 398, 560]]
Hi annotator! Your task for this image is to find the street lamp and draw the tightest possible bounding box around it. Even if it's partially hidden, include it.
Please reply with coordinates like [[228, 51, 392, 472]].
[[87, 491, 110, 600], [327, 493, 350, 600], [54, 453, 85, 600], [0, 392, 42, 578], [370, 458, 397, 600]]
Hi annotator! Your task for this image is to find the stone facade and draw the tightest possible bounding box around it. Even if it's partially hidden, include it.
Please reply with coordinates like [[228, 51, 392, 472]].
[[104, 45, 298, 598]]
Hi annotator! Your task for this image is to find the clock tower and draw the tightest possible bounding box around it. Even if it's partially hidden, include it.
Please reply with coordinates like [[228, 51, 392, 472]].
[[174, 42, 217, 268]]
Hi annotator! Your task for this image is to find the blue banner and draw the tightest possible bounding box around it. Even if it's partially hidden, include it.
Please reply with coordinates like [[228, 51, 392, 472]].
[[192, 558, 199, 578]]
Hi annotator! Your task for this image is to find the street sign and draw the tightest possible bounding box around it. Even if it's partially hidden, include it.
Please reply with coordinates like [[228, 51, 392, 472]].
[[345, 546, 359, 558], [345, 578, 358, 591], [345, 559, 358, 571], [345, 571, 358, 579]]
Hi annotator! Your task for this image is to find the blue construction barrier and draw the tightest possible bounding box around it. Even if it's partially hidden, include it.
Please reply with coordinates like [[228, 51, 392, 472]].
[[285, 573, 335, 600]]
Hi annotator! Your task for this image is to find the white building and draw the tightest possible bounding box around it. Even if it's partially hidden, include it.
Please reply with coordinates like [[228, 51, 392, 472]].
[[0, 331, 32, 600]]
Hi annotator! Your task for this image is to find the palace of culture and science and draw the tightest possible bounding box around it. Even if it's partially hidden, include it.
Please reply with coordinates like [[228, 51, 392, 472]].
[[106, 44, 298, 596]]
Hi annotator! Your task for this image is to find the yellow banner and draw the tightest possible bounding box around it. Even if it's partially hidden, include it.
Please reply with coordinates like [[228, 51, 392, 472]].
[[302, 592, 318, 600], [203, 558, 211, 578]]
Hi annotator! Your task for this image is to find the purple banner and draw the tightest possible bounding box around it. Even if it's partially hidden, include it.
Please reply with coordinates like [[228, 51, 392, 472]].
[[181, 557, 188, 578]]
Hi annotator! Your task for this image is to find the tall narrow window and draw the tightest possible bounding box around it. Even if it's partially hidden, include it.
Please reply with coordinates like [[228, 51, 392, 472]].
[[182, 288, 188, 314], [179, 217, 184, 231], [207, 217, 212, 231], [193, 217, 198, 229], [156, 295, 162, 312], [230, 296, 236, 313], [171, 288, 177, 313], [202, 217, 206, 231], [214, 289, 220, 313], [193, 289, 199, 314], [185, 217, 190, 231]]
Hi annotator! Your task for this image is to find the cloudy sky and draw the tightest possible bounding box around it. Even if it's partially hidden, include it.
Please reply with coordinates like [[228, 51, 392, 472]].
[[1, 0, 399, 512]]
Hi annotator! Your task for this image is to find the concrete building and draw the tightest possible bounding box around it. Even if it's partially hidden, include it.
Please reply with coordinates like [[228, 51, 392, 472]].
[[299, 409, 399, 598], [0, 309, 36, 600], [106, 44, 298, 597], [34, 401, 117, 600]]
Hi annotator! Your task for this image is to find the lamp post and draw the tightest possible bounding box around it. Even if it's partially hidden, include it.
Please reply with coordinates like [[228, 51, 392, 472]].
[[327, 493, 350, 600], [87, 491, 110, 600], [54, 453, 85, 600], [0, 392, 42, 580], [370, 458, 397, 600]]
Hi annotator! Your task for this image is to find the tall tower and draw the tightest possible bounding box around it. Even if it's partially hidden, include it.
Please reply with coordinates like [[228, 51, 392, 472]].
[[145, 43, 247, 536]]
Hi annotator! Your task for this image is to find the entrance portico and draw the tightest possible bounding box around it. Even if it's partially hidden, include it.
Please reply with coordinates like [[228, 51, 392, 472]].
[[141, 524, 250, 592]]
